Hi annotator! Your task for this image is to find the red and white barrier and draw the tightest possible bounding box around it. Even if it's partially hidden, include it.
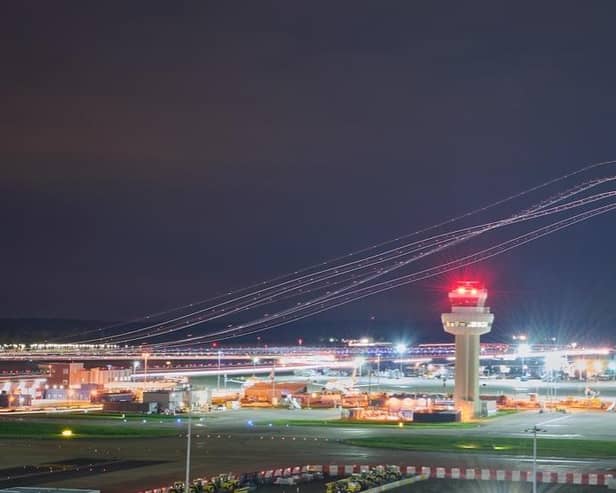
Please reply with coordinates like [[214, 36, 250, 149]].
[[137, 463, 614, 492], [315, 464, 613, 485]]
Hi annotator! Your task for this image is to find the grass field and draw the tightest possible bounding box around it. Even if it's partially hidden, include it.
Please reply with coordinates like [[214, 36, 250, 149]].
[[0, 419, 182, 438], [344, 435, 616, 458]]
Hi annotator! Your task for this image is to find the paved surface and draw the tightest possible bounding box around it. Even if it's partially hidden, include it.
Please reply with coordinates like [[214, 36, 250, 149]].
[[260, 479, 609, 493], [1, 408, 615, 493], [389, 480, 608, 492]]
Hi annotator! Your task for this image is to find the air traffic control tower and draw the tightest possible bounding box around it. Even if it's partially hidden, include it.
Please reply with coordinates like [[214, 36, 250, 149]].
[[442, 281, 494, 420]]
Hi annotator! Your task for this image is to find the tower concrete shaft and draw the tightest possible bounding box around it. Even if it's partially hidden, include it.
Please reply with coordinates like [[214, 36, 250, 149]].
[[454, 332, 480, 402], [441, 282, 494, 420]]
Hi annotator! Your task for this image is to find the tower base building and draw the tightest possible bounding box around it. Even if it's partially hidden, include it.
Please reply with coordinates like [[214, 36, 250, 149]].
[[441, 281, 494, 420]]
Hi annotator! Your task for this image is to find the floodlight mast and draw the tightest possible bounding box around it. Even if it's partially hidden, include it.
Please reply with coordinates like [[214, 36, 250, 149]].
[[442, 281, 494, 420], [525, 425, 546, 493], [185, 384, 192, 491]]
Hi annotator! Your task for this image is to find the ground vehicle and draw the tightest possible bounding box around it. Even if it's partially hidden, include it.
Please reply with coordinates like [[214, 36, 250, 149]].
[[326, 479, 362, 493], [169, 474, 241, 493], [325, 466, 402, 493]]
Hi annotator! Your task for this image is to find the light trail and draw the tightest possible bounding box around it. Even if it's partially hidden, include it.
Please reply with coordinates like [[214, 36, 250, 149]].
[[159, 200, 616, 347], [75, 177, 616, 345], [65, 161, 616, 344], [160, 203, 616, 348]]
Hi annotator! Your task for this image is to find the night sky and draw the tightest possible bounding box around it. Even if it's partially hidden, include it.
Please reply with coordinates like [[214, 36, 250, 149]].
[[2, 2, 616, 344]]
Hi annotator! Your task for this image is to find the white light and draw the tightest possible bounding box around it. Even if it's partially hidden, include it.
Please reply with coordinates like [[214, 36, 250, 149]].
[[544, 351, 564, 372], [517, 343, 531, 357], [395, 343, 408, 354]]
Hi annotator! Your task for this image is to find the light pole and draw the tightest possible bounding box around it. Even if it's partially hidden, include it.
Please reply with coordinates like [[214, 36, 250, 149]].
[[217, 350, 222, 390], [525, 425, 546, 493], [376, 353, 381, 394], [252, 357, 259, 377], [353, 357, 365, 384], [142, 352, 150, 389], [271, 361, 276, 405], [395, 343, 407, 376], [185, 384, 192, 491], [609, 361, 616, 381], [518, 343, 530, 378], [544, 351, 562, 402]]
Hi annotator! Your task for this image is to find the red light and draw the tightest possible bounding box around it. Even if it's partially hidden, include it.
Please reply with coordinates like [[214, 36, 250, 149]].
[[453, 281, 483, 292], [450, 281, 486, 307]]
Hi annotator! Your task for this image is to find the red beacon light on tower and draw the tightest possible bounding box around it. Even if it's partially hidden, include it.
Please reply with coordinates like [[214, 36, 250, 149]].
[[449, 281, 486, 307]]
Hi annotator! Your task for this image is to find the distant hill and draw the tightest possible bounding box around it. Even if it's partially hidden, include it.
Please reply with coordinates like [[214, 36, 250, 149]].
[[0, 318, 106, 343]]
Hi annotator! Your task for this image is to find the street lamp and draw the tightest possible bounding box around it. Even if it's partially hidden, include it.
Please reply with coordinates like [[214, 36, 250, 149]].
[[354, 356, 365, 379], [608, 361, 616, 381], [395, 343, 407, 375], [376, 353, 381, 394], [544, 351, 563, 400], [141, 352, 150, 389], [518, 343, 531, 378], [217, 350, 222, 390], [184, 384, 192, 491], [271, 361, 276, 404], [525, 425, 546, 493]]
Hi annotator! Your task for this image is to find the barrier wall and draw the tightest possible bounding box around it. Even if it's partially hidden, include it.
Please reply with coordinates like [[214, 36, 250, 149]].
[[138, 464, 615, 492]]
